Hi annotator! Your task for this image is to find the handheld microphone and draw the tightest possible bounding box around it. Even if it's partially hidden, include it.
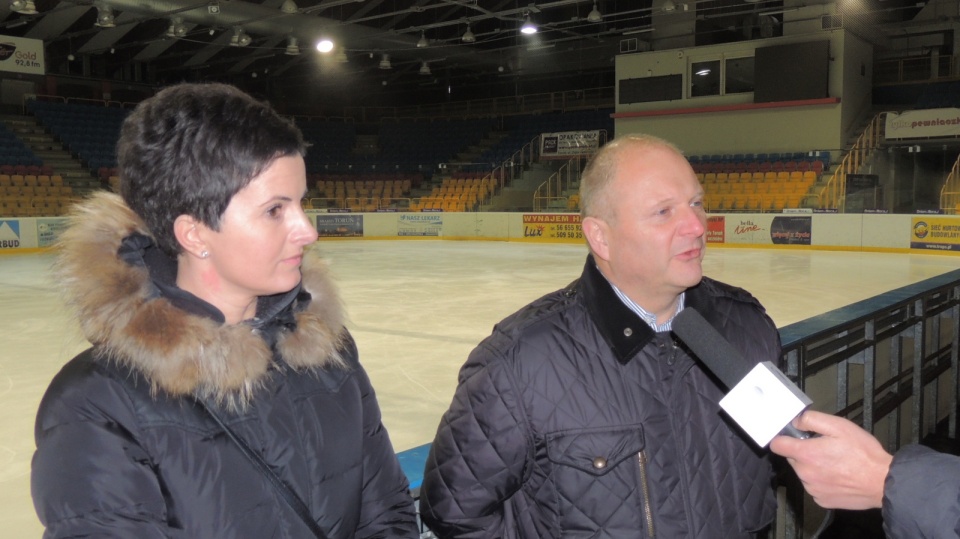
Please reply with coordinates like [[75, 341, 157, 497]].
[[672, 308, 813, 447]]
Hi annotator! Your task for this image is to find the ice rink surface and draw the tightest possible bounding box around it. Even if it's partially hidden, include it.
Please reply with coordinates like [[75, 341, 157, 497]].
[[1, 239, 958, 536]]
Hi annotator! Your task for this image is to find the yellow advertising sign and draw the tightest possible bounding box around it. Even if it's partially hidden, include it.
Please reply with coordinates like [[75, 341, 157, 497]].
[[911, 216, 960, 252], [521, 214, 583, 242]]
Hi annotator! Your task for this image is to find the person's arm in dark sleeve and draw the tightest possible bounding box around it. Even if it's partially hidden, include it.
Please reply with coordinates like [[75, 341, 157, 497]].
[[419, 346, 531, 539], [353, 361, 420, 539], [32, 379, 173, 538], [882, 444, 960, 539]]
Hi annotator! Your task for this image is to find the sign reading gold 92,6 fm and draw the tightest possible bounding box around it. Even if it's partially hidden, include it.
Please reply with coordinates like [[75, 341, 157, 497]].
[[521, 214, 583, 242]]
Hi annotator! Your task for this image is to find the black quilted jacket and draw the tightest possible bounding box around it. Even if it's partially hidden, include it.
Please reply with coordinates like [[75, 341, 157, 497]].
[[882, 444, 960, 539], [420, 256, 781, 538]]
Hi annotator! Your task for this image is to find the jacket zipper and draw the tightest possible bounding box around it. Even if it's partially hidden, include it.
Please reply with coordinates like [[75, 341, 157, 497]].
[[638, 449, 655, 537]]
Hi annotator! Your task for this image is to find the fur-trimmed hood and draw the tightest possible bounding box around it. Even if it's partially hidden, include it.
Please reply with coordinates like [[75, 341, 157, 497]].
[[54, 191, 347, 408]]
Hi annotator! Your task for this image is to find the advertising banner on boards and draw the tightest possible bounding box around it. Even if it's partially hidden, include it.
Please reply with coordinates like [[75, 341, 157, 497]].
[[316, 214, 363, 237], [521, 214, 582, 241], [911, 217, 960, 251]]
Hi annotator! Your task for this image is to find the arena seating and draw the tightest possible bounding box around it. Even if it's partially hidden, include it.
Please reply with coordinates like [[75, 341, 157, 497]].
[[27, 100, 126, 172], [412, 176, 495, 212], [0, 173, 73, 217], [309, 175, 419, 211], [0, 124, 43, 168]]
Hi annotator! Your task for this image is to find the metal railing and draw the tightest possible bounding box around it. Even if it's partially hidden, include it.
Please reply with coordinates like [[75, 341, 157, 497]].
[[478, 135, 541, 197], [532, 130, 609, 212], [940, 155, 960, 214], [816, 112, 887, 211], [341, 87, 615, 121], [533, 155, 585, 212], [776, 269, 960, 538], [874, 55, 958, 86]]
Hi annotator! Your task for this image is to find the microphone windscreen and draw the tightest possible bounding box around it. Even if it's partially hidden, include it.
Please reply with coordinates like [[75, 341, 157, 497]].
[[672, 308, 752, 389]]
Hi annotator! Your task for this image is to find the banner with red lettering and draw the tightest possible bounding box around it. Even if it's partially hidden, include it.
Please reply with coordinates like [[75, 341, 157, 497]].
[[885, 109, 960, 139], [521, 214, 583, 241]]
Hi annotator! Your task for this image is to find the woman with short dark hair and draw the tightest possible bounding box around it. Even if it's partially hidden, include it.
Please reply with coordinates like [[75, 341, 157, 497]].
[[31, 83, 418, 539]]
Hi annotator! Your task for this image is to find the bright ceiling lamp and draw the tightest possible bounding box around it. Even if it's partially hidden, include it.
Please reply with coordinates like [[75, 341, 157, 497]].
[[379, 54, 392, 69], [285, 37, 300, 55], [10, 0, 38, 15], [279, 0, 298, 14], [419, 61, 431, 75], [417, 30, 428, 48], [520, 14, 537, 35], [587, 1, 602, 22], [461, 23, 476, 43], [316, 38, 334, 53]]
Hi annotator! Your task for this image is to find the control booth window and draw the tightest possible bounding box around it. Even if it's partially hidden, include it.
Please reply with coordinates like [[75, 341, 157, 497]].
[[690, 60, 721, 97], [725, 56, 754, 94]]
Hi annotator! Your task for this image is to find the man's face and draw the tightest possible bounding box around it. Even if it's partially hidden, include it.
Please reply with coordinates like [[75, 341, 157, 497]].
[[589, 144, 707, 307]]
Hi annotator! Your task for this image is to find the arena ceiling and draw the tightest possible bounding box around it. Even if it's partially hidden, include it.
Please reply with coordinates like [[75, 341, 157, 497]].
[[0, 0, 937, 111]]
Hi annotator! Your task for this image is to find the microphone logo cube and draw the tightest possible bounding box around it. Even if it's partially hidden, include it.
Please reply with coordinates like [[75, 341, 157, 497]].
[[719, 361, 812, 447]]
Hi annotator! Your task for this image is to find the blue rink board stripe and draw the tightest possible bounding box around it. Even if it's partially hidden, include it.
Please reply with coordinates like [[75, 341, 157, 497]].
[[397, 442, 431, 491]]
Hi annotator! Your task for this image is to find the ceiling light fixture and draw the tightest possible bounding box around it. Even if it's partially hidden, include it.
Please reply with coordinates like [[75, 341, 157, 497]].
[[379, 53, 392, 69], [279, 0, 298, 14], [417, 30, 428, 48], [520, 14, 537, 35], [285, 37, 300, 55], [95, 5, 116, 28], [230, 26, 251, 47], [10, 0, 38, 15], [419, 61, 431, 75], [587, 1, 602, 22], [316, 37, 334, 53], [165, 17, 186, 38], [662, 0, 677, 12], [462, 23, 476, 43]]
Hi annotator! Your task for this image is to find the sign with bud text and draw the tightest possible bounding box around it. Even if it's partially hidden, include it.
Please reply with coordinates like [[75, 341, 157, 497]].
[[0, 34, 45, 75]]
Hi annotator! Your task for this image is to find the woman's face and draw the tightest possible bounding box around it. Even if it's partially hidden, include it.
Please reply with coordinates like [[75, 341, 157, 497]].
[[197, 155, 318, 311]]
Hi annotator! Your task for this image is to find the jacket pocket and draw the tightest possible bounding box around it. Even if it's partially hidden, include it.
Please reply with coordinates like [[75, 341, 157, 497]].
[[545, 425, 645, 475], [545, 425, 651, 536]]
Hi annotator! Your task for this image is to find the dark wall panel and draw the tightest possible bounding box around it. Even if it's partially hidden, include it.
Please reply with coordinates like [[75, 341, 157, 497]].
[[619, 74, 683, 104], [754, 40, 829, 103]]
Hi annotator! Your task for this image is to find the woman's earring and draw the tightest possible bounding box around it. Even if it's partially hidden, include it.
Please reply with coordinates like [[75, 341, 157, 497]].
[[200, 250, 209, 259]]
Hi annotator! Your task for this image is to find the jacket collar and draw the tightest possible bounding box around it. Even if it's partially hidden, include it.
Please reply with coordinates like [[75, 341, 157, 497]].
[[579, 254, 713, 365], [54, 191, 347, 409], [578, 255, 657, 364]]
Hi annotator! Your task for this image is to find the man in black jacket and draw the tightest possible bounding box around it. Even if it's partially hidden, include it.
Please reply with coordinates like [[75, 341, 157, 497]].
[[420, 134, 782, 538]]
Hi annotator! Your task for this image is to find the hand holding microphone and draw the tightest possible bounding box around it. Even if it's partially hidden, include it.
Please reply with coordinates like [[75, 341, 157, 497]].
[[672, 308, 814, 447]]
